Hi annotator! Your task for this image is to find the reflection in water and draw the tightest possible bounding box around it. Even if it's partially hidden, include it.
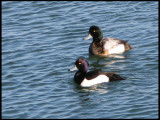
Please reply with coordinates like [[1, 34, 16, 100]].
[[80, 85, 108, 94], [73, 84, 109, 107], [102, 59, 126, 68], [88, 53, 130, 70], [88, 51, 131, 60], [109, 54, 128, 59]]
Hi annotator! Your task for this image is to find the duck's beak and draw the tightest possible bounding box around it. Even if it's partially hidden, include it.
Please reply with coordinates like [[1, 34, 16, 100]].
[[83, 33, 92, 40], [69, 65, 77, 71]]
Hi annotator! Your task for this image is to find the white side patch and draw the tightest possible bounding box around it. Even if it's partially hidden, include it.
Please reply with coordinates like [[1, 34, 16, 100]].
[[103, 38, 125, 54], [104, 38, 120, 50], [108, 44, 125, 54], [80, 75, 109, 87]]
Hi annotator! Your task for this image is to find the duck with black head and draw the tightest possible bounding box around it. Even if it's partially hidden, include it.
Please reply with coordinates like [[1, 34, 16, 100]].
[[69, 58, 125, 87], [83, 26, 134, 56]]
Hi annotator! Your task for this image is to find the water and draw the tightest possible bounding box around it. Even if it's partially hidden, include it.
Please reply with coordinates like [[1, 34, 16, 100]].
[[2, 1, 158, 119]]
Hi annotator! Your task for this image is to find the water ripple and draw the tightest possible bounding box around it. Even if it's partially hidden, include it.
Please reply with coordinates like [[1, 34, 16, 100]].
[[2, 1, 158, 119]]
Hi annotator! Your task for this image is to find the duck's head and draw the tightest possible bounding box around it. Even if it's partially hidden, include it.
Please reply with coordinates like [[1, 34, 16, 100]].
[[69, 58, 89, 72], [83, 26, 103, 42]]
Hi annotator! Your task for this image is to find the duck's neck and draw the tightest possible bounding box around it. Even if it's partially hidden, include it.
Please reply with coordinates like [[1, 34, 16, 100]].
[[74, 71, 87, 85]]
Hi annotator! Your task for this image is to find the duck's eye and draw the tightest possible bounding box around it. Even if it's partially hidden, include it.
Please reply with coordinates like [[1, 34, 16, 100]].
[[79, 62, 82, 65], [93, 30, 96, 32]]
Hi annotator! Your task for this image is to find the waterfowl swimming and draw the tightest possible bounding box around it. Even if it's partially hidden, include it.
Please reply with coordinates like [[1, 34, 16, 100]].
[[69, 58, 125, 87], [83, 26, 134, 56]]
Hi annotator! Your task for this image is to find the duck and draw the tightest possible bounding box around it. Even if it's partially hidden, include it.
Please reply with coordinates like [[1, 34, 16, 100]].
[[83, 25, 134, 56], [69, 58, 125, 87]]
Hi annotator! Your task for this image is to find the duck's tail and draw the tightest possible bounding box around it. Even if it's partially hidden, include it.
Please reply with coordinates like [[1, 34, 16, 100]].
[[130, 46, 136, 49], [106, 72, 126, 81], [125, 42, 136, 51]]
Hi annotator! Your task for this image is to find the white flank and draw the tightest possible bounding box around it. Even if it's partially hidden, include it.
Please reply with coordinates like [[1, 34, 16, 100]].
[[104, 38, 120, 50], [103, 38, 125, 54], [80, 75, 109, 87], [108, 44, 125, 54]]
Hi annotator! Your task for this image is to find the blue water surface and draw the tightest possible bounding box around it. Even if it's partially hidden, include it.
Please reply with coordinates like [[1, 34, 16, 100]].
[[2, 1, 158, 119]]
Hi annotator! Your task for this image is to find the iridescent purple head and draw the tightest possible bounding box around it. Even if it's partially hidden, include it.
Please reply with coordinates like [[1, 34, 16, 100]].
[[69, 58, 89, 72]]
